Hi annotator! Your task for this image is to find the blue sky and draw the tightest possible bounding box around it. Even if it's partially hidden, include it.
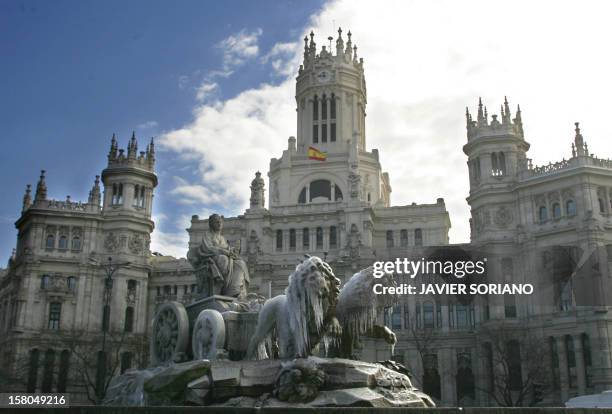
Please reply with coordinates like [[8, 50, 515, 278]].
[[2, 0, 612, 263], [0, 0, 325, 263]]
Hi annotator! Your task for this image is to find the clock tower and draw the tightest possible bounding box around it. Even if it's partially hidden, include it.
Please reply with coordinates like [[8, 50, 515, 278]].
[[295, 29, 367, 154]]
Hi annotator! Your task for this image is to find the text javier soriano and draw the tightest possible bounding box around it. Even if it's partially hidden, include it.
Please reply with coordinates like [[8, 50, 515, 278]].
[[372, 258, 534, 296]]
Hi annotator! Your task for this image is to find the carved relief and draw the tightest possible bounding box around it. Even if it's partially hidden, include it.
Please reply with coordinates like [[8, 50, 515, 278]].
[[104, 232, 119, 253], [548, 191, 560, 202], [128, 233, 144, 255], [494, 206, 513, 228], [348, 172, 361, 199]]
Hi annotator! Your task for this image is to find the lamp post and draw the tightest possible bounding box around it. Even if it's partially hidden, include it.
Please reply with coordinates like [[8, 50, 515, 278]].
[[89, 256, 131, 402]]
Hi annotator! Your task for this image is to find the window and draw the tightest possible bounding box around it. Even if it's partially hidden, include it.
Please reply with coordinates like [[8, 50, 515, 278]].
[[128, 279, 137, 291], [456, 304, 468, 328], [550, 337, 560, 390], [102, 305, 110, 332], [330, 95, 336, 119], [58, 235, 68, 249], [95, 351, 106, 398], [316, 227, 323, 249], [124, 306, 134, 333], [156, 286, 161, 296], [321, 124, 327, 143], [298, 188, 306, 204], [275, 230, 283, 251], [312, 124, 318, 143], [498, 152, 506, 175], [329, 226, 337, 248], [566, 199, 576, 216], [121, 352, 132, 374], [112, 183, 123, 205], [140, 186, 145, 207], [559, 280, 573, 311], [41, 349, 55, 392], [289, 229, 296, 251], [57, 350, 70, 392], [334, 184, 343, 201], [190, 284, 197, 293], [538, 206, 548, 223], [507, 340, 523, 391], [67, 277, 76, 291], [416, 303, 422, 329], [504, 295, 517, 318], [310, 180, 331, 201], [565, 335, 576, 388], [302, 228, 309, 249], [414, 228, 423, 246], [404, 305, 410, 329], [71, 236, 81, 250], [423, 301, 434, 328], [133, 185, 140, 206], [599, 198, 606, 213], [321, 95, 327, 120], [27, 349, 39, 392], [400, 230, 408, 247], [582, 333, 592, 387], [313, 95, 318, 120], [391, 304, 402, 330], [46, 234, 55, 249], [552, 203, 561, 219], [386, 230, 394, 248], [48, 302, 61, 330], [41, 274, 50, 289], [331, 123, 336, 142]]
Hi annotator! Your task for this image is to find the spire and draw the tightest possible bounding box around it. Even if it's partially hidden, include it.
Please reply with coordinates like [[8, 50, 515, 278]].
[[147, 137, 156, 168], [22, 184, 32, 212], [128, 131, 137, 160], [88, 175, 101, 205], [336, 27, 344, 56], [303, 35, 309, 63], [503, 96, 512, 123], [477, 97, 485, 125], [34, 170, 47, 202], [353, 44, 358, 62], [108, 133, 118, 161], [345, 30, 352, 55], [484, 106, 488, 124]]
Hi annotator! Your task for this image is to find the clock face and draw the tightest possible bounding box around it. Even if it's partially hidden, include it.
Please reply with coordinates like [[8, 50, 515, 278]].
[[316, 70, 330, 83]]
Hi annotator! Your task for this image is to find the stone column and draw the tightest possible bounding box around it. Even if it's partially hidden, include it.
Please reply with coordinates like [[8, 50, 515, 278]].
[[573, 334, 587, 394], [556, 336, 570, 402], [440, 348, 457, 406], [331, 184, 335, 201], [305, 185, 310, 203]]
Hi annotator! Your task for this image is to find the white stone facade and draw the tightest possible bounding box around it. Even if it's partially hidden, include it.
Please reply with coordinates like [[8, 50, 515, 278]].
[[2, 29, 612, 408]]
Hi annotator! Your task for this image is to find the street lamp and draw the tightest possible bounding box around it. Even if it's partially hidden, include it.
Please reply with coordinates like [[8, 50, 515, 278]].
[[88, 256, 131, 402]]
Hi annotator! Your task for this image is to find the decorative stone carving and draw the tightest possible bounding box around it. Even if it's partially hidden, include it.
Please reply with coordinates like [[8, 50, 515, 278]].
[[249, 171, 265, 209], [150, 301, 190, 366], [274, 359, 325, 403], [494, 206, 513, 228], [348, 172, 361, 199], [192, 309, 227, 361], [104, 232, 119, 253], [129, 233, 145, 255]]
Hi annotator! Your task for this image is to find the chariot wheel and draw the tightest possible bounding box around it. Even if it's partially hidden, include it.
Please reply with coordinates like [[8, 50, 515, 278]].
[[150, 301, 189, 365], [192, 309, 226, 360]]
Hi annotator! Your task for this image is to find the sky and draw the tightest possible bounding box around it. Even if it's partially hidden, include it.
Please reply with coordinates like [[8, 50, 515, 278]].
[[1, 0, 612, 264]]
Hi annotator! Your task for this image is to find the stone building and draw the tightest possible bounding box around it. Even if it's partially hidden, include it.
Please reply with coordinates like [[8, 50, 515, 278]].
[[2, 29, 612, 407], [0, 134, 157, 402]]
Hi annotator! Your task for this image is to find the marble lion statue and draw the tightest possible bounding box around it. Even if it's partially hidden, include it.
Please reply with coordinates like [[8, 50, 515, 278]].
[[247, 256, 397, 360]]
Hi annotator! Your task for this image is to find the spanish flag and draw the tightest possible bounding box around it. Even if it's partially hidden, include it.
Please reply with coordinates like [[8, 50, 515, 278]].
[[308, 146, 327, 161]]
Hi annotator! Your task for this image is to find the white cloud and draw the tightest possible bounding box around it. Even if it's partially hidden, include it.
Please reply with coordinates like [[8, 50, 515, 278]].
[[195, 82, 218, 102], [137, 120, 158, 130], [217, 28, 263, 71], [161, 0, 612, 245]]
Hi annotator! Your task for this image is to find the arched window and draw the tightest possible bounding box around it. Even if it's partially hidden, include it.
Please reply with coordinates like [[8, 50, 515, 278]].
[[423, 301, 434, 328], [124, 306, 134, 332], [310, 180, 331, 202], [289, 229, 296, 251], [133, 185, 140, 207], [566, 200, 576, 216], [118, 183, 123, 204], [386, 230, 394, 248], [313, 95, 318, 121], [41, 274, 50, 289], [334, 184, 343, 201], [71, 236, 81, 250], [48, 302, 61, 330], [498, 152, 506, 175], [58, 235, 68, 249], [316, 227, 323, 249], [491, 152, 499, 175], [552, 203, 561, 219], [329, 226, 337, 248], [599, 198, 606, 213], [140, 186, 145, 207], [41, 349, 55, 392], [112, 183, 118, 204], [414, 228, 423, 246], [298, 188, 306, 204], [57, 350, 70, 392], [46, 234, 55, 249], [275, 230, 283, 251], [538, 206, 548, 223], [102, 305, 110, 332], [302, 228, 309, 249], [67, 276, 76, 291], [400, 230, 408, 247], [27, 349, 40, 392], [507, 340, 523, 390], [121, 352, 133, 374]]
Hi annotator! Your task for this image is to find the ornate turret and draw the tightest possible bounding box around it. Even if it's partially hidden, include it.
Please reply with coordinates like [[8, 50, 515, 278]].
[[466, 97, 524, 141], [249, 171, 265, 209], [22, 184, 32, 212], [34, 170, 47, 202], [106, 132, 155, 172], [573, 122, 588, 157]]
